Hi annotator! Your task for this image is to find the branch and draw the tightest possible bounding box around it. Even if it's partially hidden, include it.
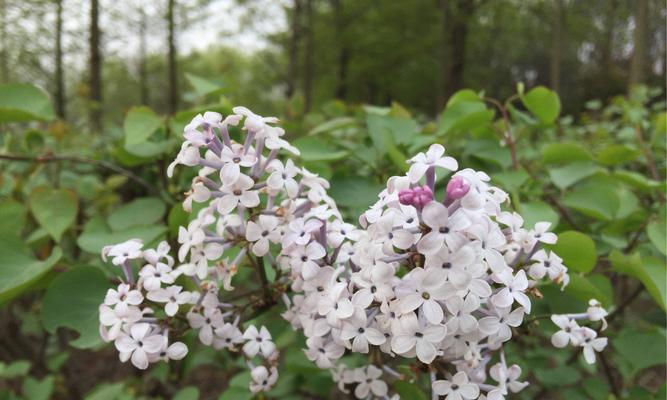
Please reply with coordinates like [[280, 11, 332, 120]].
[[484, 97, 519, 170], [0, 153, 173, 203]]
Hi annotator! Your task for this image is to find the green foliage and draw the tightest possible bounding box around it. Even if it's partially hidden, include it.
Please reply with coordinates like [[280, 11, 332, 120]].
[[548, 231, 597, 273], [0, 235, 62, 302], [41, 266, 110, 349], [28, 186, 78, 241], [0, 80, 665, 399], [0, 83, 55, 122], [520, 86, 561, 124]]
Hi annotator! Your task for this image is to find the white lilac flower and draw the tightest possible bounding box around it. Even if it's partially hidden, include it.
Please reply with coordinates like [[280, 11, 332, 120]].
[[352, 365, 388, 399], [187, 307, 224, 345], [147, 285, 191, 316], [219, 143, 257, 185], [213, 323, 244, 350], [246, 215, 281, 256], [217, 174, 260, 214], [477, 305, 524, 343], [139, 263, 176, 291], [304, 336, 345, 368], [102, 239, 143, 266], [148, 338, 188, 362], [99, 304, 142, 341], [395, 268, 449, 324], [407, 143, 458, 183], [114, 323, 164, 369], [391, 313, 447, 363], [491, 270, 531, 313], [586, 299, 608, 330], [417, 201, 470, 254], [143, 241, 174, 267], [489, 363, 528, 395], [550, 315, 581, 348], [340, 314, 386, 354], [249, 365, 278, 393], [104, 283, 143, 314], [243, 325, 276, 358], [575, 327, 608, 364], [267, 159, 300, 198], [528, 250, 565, 281], [177, 221, 205, 262], [432, 371, 480, 400]]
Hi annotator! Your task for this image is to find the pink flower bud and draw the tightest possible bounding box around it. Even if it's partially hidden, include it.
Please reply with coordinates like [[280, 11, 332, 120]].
[[398, 188, 414, 206], [398, 186, 433, 209], [446, 176, 470, 200]]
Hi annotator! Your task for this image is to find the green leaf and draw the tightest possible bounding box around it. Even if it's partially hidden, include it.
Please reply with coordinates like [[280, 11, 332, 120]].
[[437, 90, 494, 135], [293, 137, 347, 162], [612, 170, 665, 192], [77, 215, 167, 254], [22, 376, 54, 400], [173, 387, 200, 400], [564, 273, 613, 307], [609, 251, 666, 310], [185, 73, 223, 98], [614, 326, 667, 377], [548, 162, 603, 190], [309, 116, 357, 135], [595, 144, 640, 166], [548, 231, 597, 273], [520, 86, 561, 124], [366, 114, 418, 146], [534, 365, 580, 386], [562, 178, 620, 221], [123, 106, 162, 146], [29, 187, 78, 241], [519, 201, 560, 228], [0, 83, 55, 122], [108, 197, 166, 231], [393, 381, 429, 400], [541, 142, 592, 164], [492, 170, 529, 193], [0, 199, 27, 237], [0, 360, 31, 378], [365, 118, 408, 168], [329, 175, 383, 209], [647, 219, 667, 256], [84, 383, 126, 400], [0, 236, 62, 302], [41, 266, 109, 349]]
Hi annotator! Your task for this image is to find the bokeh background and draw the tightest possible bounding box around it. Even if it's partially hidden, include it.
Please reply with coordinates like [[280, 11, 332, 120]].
[[0, 0, 665, 399]]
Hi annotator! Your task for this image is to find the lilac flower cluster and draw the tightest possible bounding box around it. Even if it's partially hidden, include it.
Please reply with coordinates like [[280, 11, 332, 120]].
[[98, 108, 608, 399]]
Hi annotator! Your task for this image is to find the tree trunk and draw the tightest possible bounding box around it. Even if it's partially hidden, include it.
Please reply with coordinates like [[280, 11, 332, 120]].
[[550, 0, 564, 94], [138, 6, 149, 106], [55, 0, 66, 119], [89, 0, 103, 132], [332, 0, 348, 100], [167, 0, 178, 114], [286, 0, 302, 99], [629, 0, 648, 87], [444, 0, 475, 100], [0, 0, 8, 83], [303, 0, 314, 112], [437, 0, 450, 110]]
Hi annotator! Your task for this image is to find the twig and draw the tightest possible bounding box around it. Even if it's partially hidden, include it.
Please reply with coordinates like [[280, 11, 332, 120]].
[[634, 124, 665, 203], [0, 152, 173, 203], [598, 351, 621, 397], [484, 97, 519, 170]]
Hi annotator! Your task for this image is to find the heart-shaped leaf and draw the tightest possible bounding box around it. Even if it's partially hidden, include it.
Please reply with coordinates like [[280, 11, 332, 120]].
[[41, 266, 110, 349], [0, 83, 55, 122], [0, 236, 62, 302], [29, 187, 78, 241]]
